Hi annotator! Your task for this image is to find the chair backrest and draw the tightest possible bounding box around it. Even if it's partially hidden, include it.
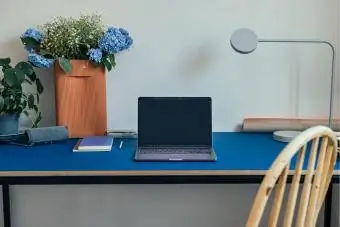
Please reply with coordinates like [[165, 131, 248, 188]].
[[246, 125, 338, 227]]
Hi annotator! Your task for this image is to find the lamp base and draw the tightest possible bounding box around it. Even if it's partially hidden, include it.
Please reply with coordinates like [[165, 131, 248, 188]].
[[273, 130, 301, 143]]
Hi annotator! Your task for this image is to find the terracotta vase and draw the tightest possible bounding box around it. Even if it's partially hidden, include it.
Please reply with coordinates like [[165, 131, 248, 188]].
[[54, 60, 107, 138]]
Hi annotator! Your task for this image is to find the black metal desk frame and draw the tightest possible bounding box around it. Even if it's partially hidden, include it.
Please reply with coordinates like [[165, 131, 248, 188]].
[[0, 174, 338, 227]]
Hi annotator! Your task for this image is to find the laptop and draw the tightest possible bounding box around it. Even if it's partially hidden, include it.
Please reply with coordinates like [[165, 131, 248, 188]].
[[134, 97, 216, 161]]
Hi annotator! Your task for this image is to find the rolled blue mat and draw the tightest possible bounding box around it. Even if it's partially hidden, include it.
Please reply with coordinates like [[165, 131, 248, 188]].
[[25, 126, 69, 145]]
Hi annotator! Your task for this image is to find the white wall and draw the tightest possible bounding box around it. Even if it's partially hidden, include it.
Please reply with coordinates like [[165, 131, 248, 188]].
[[1, 0, 338, 131], [0, 0, 339, 227]]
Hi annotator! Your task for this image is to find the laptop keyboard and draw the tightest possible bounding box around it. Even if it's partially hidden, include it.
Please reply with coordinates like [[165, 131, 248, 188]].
[[140, 147, 211, 154]]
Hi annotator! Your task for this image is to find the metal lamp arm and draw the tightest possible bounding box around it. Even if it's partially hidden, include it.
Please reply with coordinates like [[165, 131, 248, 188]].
[[258, 39, 336, 128]]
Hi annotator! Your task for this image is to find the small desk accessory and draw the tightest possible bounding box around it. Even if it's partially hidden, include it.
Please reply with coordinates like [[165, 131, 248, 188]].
[[242, 117, 340, 132], [0, 126, 69, 146], [230, 28, 336, 142], [73, 136, 113, 152], [273, 130, 301, 143], [106, 130, 137, 139]]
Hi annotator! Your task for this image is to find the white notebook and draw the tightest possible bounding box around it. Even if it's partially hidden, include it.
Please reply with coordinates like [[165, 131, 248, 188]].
[[73, 136, 113, 152]]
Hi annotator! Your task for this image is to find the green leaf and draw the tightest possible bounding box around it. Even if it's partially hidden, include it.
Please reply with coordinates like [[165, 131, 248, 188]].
[[33, 105, 38, 112], [27, 71, 37, 82], [38, 49, 47, 55], [79, 44, 89, 58], [102, 57, 112, 72], [0, 58, 10, 67], [28, 94, 34, 109], [15, 69, 25, 84], [16, 106, 23, 113], [21, 37, 39, 47], [36, 78, 44, 94], [14, 93, 22, 107], [4, 68, 25, 87], [0, 96, 4, 112], [1, 65, 12, 73], [21, 100, 27, 109], [38, 49, 54, 59], [23, 110, 29, 117], [58, 58, 72, 73], [3, 97, 10, 111], [32, 112, 42, 128], [15, 61, 34, 75], [108, 55, 116, 68], [36, 94, 40, 104], [24, 79, 32, 85]]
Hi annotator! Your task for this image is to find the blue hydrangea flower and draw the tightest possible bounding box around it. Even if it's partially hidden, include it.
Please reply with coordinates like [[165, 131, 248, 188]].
[[88, 48, 103, 63], [21, 28, 43, 43], [28, 53, 54, 68], [98, 27, 133, 54], [118, 28, 129, 36], [125, 36, 133, 47], [107, 27, 119, 34]]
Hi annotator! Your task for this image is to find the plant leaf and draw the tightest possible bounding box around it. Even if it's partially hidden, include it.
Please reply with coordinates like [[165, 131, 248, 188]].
[[0, 96, 4, 112], [36, 78, 44, 94], [102, 57, 112, 72], [15, 61, 34, 75], [33, 105, 38, 112], [79, 43, 89, 59], [24, 79, 32, 85], [4, 68, 25, 87], [27, 71, 37, 82], [21, 100, 27, 109], [108, 55, 116, 68], [1, 65, 12, 73], [32, 112, 42, 128], [3, 98, 10, 111], [21, 37, 39, 47], [38, 49, 54, 59], [58, 58, 72, 73], [0, 58, 10, 67], [36, 94, 40, 104], [14, 69, 25, 84], [28, 94, 34, 109], [23, 110, 29, 117]]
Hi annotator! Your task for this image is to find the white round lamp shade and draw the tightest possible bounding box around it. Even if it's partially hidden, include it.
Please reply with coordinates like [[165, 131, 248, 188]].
[[230, 28, 258, 54]]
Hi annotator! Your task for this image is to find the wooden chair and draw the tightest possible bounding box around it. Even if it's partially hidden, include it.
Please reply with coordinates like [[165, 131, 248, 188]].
[[246, 125, 338, 227]]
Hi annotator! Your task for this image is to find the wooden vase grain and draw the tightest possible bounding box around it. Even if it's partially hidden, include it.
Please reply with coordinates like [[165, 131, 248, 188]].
[[54, 60, 107, 138]]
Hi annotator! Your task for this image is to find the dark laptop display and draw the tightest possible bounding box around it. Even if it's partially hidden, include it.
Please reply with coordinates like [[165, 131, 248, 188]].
[[135, 97, 216, 161]]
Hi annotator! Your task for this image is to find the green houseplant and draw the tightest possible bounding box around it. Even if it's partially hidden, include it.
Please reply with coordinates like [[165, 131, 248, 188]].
[[0, 57, 43, 135]]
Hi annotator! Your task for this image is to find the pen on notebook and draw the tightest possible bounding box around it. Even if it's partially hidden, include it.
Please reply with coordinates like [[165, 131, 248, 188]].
[[119, 141, 123, 149]]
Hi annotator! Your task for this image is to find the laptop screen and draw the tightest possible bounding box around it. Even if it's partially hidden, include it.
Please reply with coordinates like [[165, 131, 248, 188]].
[[138, 97, 212, 147]]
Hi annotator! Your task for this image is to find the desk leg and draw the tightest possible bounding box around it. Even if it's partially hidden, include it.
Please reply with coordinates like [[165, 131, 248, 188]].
[[2, 184, 11, 227], [324, 183, 333, 227]]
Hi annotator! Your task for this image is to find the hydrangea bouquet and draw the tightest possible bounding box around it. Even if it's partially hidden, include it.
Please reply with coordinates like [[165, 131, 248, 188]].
[[20, 14, 133, 73]]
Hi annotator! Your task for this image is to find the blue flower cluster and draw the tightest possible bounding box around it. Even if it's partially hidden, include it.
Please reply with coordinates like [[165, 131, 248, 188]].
[[88, 48, 103, 63], [21, 28, 55, 68], [28, 53, 54, 68], [98, 27, 133, 54], [21, 28, 43, 43]]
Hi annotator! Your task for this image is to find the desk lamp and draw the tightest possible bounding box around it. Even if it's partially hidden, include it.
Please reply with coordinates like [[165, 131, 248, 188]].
[[230, 28, 336, 142]]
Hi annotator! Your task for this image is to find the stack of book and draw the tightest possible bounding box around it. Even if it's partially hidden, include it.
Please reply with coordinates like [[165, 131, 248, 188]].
[[73, 136, 113, 152]]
